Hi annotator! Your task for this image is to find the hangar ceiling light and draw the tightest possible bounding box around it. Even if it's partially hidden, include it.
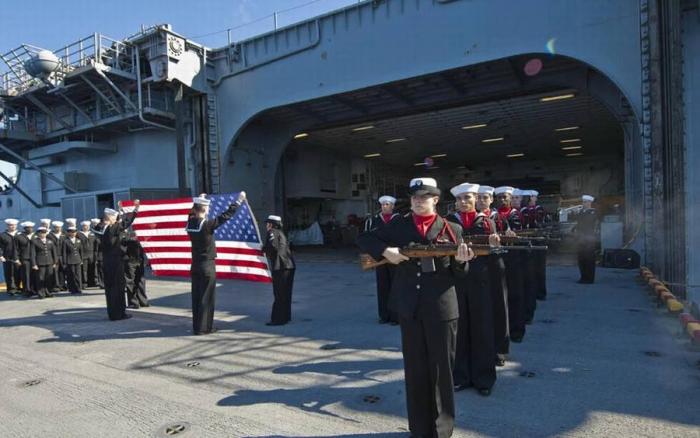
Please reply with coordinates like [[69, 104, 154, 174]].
[[507, 153, 525, 158], [555, 126, 579, 132], [430, 154, 447, 158], [482, 137, 504, 143], [352, 125, 374, 131], [386, 138, 407, 143], [540, 93, 575, 102], [566, 152, 584, 157], [560, 138, 581, 143], [364, 153, 381, 158], [294, 133, 309, 139], [562, 146, 582, 150], [462, 123, 488, 130]]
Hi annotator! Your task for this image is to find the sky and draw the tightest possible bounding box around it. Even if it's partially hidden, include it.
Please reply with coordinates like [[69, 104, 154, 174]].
[[0, 0, 360, 178], [0, 0, 361, 49]]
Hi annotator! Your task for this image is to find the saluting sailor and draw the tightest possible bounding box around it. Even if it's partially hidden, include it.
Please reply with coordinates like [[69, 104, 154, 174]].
[[186, 192, 246, 335], [364, 195, 400, 324], [90, 218, 104, 288], [263, 215, 296, 326], [100, 202, 139, 321]]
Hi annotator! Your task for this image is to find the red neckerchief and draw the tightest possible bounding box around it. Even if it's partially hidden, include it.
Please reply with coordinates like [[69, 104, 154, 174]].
[[412, 213, 437, 238], [497, 206, 511, 231], [381, 213, 394, 223], [459, 210, 478, 229]]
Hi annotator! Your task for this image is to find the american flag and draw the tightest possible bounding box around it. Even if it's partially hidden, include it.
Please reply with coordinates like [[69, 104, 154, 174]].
[[121, 193, 272, 283]]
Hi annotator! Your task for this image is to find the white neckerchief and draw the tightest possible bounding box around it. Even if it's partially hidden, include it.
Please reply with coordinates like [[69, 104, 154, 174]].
[[6, 230, 16, 236]]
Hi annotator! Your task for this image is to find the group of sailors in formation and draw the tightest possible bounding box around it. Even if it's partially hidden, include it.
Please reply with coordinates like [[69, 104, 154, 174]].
[[0, 193, 298, 333], [359, 177, 597, 438], [0, 208, 148, 319]]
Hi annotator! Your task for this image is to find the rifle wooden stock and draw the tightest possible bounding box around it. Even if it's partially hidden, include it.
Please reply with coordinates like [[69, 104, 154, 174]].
[[358, 243, 547, 271]]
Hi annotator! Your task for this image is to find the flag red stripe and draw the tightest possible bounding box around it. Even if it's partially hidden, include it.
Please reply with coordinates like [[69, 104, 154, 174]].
[[134, 209, 191, 218], [149, 258, 268, 269], [142, 246, 263, 256], [139, 235, 191, 242], [133, 222, 187, 231], [121, 198, 193, 207], [153, 269, 272, 283]]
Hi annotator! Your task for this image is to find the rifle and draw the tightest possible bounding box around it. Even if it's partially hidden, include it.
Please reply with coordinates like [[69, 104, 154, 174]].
[[467, 234, 548, 245], [514, 229, 562, 241], [359, 242, 548, 271]]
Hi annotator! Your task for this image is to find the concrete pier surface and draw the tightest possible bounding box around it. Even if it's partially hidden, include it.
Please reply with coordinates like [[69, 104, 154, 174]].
[[0, 256, 698, 437]]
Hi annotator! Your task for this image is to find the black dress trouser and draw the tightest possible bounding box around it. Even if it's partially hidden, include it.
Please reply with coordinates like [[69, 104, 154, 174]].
[[524, 252, 538, 323], [125, 262, 148, 306], [578, 242, 596, 283], [453, 258, 497, 390], [505, 252, 526, 340], [20, 260, 33, 295], [3, 261, 19, 292], [65, 264, 82, 293], [270, 269, 294, 324], [375, 264, 398, 322], [400, 316, 457, 438], [191, 260, 217, 333], [103, 255, 127, 320], [489, 254, 510, 357]]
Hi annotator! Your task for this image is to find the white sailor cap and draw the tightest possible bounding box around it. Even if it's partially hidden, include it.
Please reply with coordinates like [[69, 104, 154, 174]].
[[66, 226, 77, 231], [51, 220, 64, 227], [450, 183, 480, 197], [193, 196, 211, 206], [266, 215, 282, 223], [512, 189, 523, 197], [409, 178, 440, 195], [582, 195, 595, 202], [36, 226, 48, 232], [103, 208, 118, 217], [65, 218, 77, 225], [494, 186, 514, 196], [90, 218, 100, 225], [478, 185, 495, 195], [526, 190, 539, 197], [81, 220, 91, 226], [378, 195, 397, 205], [20, 221, 35, 228], [4, 218, 18, 225], [40, 218, 51, 225]]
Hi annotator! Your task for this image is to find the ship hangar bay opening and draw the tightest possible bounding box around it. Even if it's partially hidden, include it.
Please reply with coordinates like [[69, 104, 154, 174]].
[[245, 55, 630, 249]]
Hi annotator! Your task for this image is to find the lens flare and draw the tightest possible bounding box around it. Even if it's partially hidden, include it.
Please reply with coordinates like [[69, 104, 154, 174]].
[[524, 58, 543, 76]]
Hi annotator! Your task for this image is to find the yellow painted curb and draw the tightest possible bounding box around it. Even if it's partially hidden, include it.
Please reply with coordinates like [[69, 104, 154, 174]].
[[687, 322, 700, 337], [659, 291, 675, 302], [666, 299, 684, 313]]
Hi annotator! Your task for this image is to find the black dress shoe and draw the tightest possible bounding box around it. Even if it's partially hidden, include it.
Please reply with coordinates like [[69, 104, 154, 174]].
[[389, 321, 399, 326], [127, 304, 140, 309], [477, 388, 492, 397], [454, 383, 472, 392], [496, 358, 506, 367], [120, 314, 133, 320], [378, 318, 389, 324]]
